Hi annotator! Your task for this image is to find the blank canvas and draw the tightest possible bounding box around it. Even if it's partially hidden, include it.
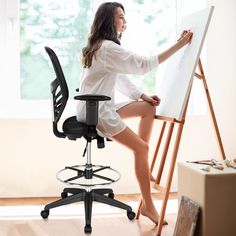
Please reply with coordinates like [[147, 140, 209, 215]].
[[156, 7, 214, 121]]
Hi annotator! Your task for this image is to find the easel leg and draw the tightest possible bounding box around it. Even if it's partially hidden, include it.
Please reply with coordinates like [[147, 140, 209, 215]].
[[156, 122, 175, 184], [156, 122, 184, 236], [150, 122, 167, 172], [196, 59, 226, 160]]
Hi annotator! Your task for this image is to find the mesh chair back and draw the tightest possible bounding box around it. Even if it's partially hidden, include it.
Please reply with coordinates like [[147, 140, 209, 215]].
[[45, 46, 69, 138], [45, 46, 69, 123]]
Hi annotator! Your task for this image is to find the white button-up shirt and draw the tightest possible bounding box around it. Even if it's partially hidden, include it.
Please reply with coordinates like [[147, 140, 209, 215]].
[[77, 40, 158, 137]]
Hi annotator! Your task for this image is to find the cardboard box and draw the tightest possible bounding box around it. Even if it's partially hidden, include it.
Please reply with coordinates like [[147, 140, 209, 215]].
[[178, 162, 236, 236]]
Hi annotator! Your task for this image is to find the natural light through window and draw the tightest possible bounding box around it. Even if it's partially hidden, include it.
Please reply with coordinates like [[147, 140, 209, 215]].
[[20, 0, 176, 100], [0, 0, 206, 118]]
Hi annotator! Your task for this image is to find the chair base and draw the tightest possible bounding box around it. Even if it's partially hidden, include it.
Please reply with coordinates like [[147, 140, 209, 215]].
[[41, 187, 136, 234]]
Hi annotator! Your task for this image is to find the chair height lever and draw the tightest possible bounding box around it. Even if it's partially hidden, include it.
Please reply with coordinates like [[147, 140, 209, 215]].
[[83, 142, 88, 157]]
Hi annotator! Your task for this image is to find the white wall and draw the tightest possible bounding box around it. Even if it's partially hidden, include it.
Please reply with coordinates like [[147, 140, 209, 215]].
[[1, 0, 236, 197]]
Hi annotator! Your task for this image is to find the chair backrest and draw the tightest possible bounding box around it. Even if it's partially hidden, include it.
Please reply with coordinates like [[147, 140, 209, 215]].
[[45, 46, 68, 138]]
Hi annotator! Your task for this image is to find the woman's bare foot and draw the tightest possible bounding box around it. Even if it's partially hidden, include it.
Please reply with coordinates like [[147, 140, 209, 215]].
[[140, 202, 160, 225]]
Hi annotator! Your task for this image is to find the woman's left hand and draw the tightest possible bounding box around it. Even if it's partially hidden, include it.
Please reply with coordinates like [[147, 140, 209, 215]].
[[141, 94, 161, 106]]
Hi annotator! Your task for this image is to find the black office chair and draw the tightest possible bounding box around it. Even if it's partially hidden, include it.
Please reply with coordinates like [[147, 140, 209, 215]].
[[40, 47, 135, 234]]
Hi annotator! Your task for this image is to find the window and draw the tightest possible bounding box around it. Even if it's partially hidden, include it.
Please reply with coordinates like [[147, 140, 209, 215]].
[[20, 0, 176, 100], [0, 0, 206, 118], [20, 0, 93, 100]]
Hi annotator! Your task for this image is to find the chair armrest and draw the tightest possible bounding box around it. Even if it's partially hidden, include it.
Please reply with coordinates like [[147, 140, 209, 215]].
[[75, 94, 111, 128], [74, 94, 111, 101]]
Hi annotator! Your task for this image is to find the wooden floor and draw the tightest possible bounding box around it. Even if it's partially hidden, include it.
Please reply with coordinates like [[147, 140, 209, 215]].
[[0, 193, 177, 236], [0, 193, 177, 206]]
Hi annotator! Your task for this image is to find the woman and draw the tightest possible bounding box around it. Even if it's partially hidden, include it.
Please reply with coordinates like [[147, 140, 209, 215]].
[[77, 2, 192, 224]]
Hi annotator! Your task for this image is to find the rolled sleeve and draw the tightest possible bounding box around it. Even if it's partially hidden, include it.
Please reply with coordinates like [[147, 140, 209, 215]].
[[103, 41, 158, 75]]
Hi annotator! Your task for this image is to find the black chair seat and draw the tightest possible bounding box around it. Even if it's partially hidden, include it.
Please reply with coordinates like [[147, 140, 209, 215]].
[[62, 116, 88, 138]]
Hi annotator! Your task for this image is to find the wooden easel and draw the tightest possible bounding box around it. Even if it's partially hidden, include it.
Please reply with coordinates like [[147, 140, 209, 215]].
[[136, 59, 226, 236]]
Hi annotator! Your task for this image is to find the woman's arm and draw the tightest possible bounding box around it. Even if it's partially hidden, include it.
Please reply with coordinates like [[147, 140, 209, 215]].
[[116, 74, 143, 100], [158, 30, 193, 64], [103, 41, 158, 75]]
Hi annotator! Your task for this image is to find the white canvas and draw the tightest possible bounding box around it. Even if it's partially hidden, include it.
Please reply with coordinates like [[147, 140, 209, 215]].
[[156, 6, 214, 121]]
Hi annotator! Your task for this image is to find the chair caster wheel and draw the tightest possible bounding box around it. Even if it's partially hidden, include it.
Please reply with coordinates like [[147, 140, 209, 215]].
[[84, 224, 92, 234], [108, 192, 114, 199], [61, 192, 68, 198], [127, 211, 136, 220], [41, 209, 49, 219]]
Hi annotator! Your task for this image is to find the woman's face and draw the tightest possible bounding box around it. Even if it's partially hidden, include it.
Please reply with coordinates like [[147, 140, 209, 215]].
[[114, 7, 126, 33]]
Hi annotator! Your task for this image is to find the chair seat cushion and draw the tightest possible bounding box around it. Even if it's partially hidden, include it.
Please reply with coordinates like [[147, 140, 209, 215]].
[[62, 116, 88, 138]]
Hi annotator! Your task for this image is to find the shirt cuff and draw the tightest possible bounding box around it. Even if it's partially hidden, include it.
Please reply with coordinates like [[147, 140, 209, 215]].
[[131, 89, 143, 101]]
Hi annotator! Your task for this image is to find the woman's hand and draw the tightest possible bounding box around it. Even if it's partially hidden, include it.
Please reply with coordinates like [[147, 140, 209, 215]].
[[158, 30, 193, 64], [141, 94, 161, 106], [178, 30, 193, 47]]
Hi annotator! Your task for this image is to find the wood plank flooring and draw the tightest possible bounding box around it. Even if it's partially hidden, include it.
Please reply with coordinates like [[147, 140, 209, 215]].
[[0, 193, 177, 236], [0, 193, 177, 206]]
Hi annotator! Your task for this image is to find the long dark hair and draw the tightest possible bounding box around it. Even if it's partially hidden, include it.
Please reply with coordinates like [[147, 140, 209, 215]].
[[82, 2, 125, 68]]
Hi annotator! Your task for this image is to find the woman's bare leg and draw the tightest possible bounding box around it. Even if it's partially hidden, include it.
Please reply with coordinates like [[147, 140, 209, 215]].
[[118, 101, 156, 182], [117, 101, 155, 143], [112, 127, 159, 224], [113, 101, 159, 224]]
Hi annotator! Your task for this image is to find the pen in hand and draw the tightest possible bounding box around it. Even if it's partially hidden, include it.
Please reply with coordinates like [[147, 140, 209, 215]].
[[177, 29, 192, 41]]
